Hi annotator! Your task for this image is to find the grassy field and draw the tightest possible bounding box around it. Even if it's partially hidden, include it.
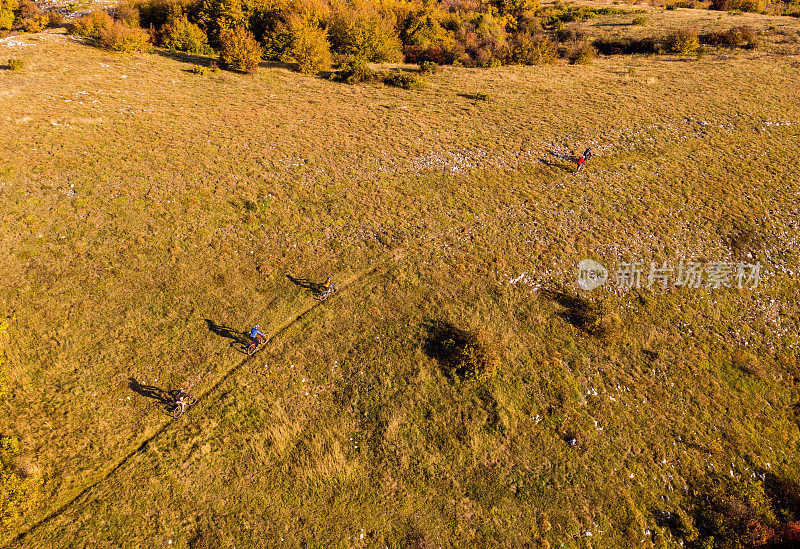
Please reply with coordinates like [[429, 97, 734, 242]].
[[1, 2, 800, 547]]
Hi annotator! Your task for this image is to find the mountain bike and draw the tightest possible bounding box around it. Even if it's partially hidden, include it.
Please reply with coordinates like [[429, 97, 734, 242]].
[[317, 283, 338, 301], [246, 333, 267, 356], [172, 394, 196, 418]]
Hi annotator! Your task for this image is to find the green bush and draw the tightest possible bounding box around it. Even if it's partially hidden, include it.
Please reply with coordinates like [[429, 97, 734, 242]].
[[507, 32, 558, 64], [7, 58, 24, 70], [134, 0, 203, 31], [383, 70, 425, 90], [631, 15, 647, 25], [665, 29, 700, 53], [327, 10, 401, 62], [188, 64, 208, 73], [249, 7, 291, 61], [568, 42, 596, 64], [284, 16, 331, 74], [196, 0, 245, 46], [332, 58, 381, 83], [418, 60, 439, 74], [401, 10, 456, 64], [160, 9, 212, 54], [100, 19, 153, 51], [0, 0, 16, 31], [218, 25, 262, 73]]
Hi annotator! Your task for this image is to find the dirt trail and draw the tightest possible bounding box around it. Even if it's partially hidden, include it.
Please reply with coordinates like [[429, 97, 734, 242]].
[[4, 247, 405, 548]]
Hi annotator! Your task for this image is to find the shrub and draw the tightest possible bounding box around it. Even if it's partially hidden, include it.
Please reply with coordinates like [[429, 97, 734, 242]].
[[160, 10, 212, 54], [490, 0, 540, 19], [423, 321, 494, 381], [284, 16, 331, 74], [100, 19, 152, 51], [592, 36, 657, 54], [196, 0, 245, 46], [383, 70, 425, 89], [13, 0, 43, 32], [418, 60, 439, 74], [1, 436, 25, 528], [568, 42, 596, 64], [507, 32, 557, 64], [327, 10, 401, 62], [332, 58, 381, 83], [631, 16, 647, 25], [449, 12, 508, 67], [7, 58, 24, 70], [711, 0, 764, 11], [67, 10, 113, 40], [188, 64, 207, 73], [20, 15, 46, 32], [703, 25, 757, 48], [695, 45, 706, 60], [250, 7, 291, 61], [218, 25, 262, 73], [665, 29, 700, 53], [46, 11, 63, 28], [401, 10, 456, 64], [134, 0, 203, 31], [0, 0, 15, 31], [541, 289, 620, 338], [556, 27, 586, 43], [114, 1, 140, 26]]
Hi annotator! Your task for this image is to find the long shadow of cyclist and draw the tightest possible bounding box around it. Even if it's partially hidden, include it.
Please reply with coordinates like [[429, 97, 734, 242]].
[[204, 319, 250, 347], [287, 275, 325, 297], [128, 378, 171, 405]]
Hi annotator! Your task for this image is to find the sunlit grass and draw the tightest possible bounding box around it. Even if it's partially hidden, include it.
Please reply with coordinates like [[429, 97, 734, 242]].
[[0, 7, 799, 546]]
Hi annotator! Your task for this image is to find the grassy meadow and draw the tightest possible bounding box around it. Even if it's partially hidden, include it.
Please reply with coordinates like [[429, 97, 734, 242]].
[[1, 3, 800, 547]]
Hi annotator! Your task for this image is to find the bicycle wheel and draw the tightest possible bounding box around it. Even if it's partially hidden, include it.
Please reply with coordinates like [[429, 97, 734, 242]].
[[172, 404, 184, 419], [247, 342, 258, 356]]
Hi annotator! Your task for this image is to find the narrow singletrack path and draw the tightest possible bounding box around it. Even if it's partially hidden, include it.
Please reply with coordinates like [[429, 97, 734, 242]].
[[5, 248, 405, 548]]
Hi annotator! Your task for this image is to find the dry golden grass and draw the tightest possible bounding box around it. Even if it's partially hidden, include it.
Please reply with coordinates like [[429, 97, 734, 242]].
[[1, 4, 800, 545]]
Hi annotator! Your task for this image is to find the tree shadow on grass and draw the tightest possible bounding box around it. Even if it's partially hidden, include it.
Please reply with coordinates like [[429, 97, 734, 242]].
[[540, 288, 616, 337], [153, 49, 217, 67]]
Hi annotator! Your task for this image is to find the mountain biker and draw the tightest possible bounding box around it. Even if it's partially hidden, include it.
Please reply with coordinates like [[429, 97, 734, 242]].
[[175, 388, 189, 405], [322, 276, 333, 290], [576, 147, 592, 173], [249, 325, 265, 345]]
